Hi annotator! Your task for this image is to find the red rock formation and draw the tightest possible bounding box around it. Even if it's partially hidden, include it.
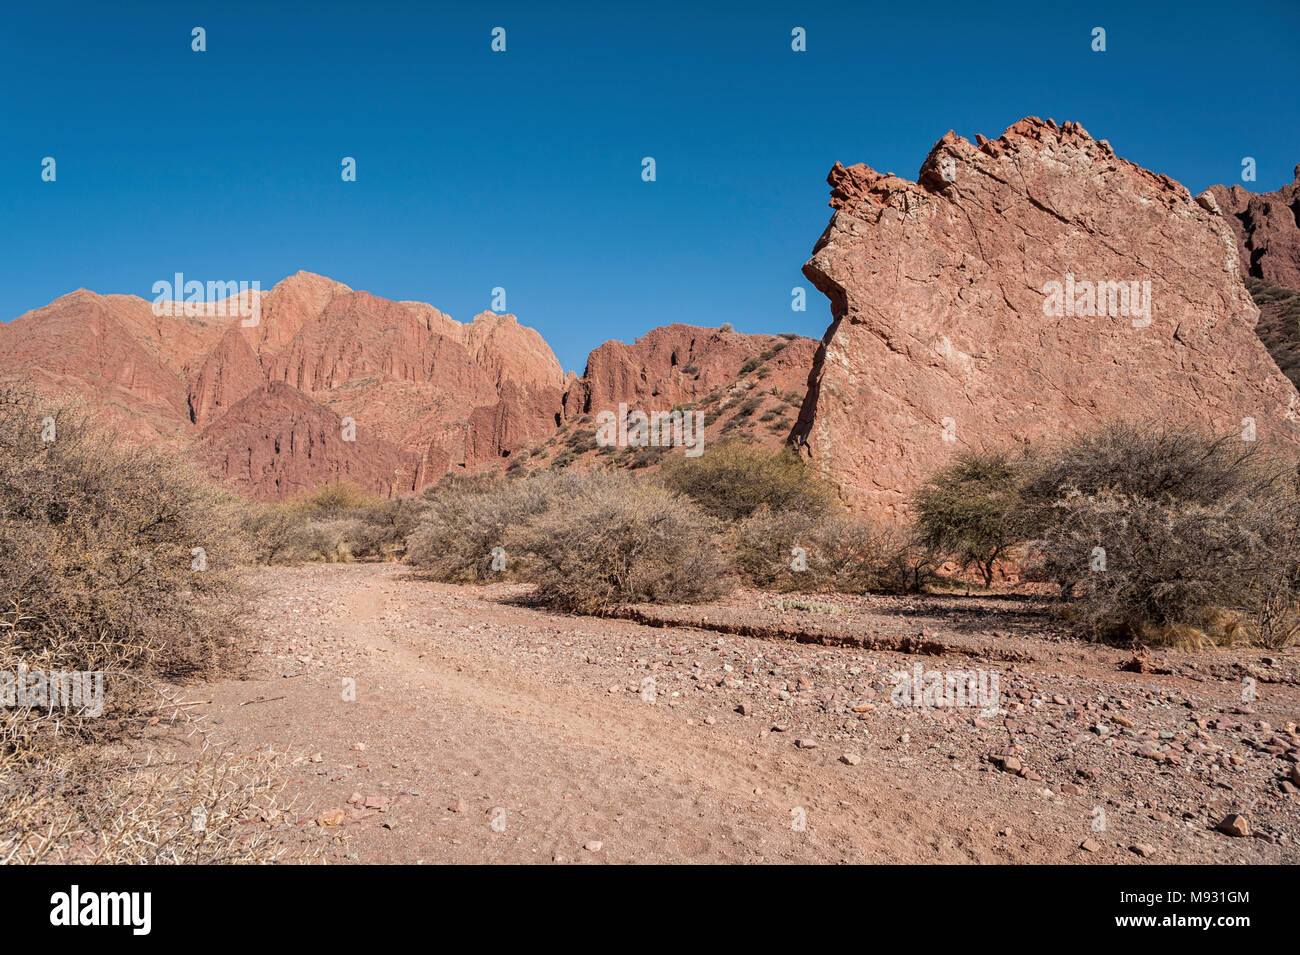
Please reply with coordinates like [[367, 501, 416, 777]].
[[188, 325, 267, 426], [2, 273, 816, 495], [462, 311, 566, 392], [567, 324, 813, 407], [794, 118, 1300, 521], [466, 380, 564, 466], [0, 290, 197, 441], [560, 323, 817, 453], [1207, 165, 1300, 287], [0, 273, 570, 497], [199, 382, 419, 500]]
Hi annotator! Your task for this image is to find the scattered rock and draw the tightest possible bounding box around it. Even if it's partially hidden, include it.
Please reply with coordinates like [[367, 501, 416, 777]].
[[1216, 813, 1251, 838], [993, 755, 1022, 774]]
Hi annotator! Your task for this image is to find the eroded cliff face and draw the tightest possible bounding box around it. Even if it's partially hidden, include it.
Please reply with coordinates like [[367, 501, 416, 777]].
[[792, 117, 1300, 521], [198, 381, 420, 500], [1208, 165, 1300, 288], [564, 324, 815, 418], [2, 271, 812, 498], [0, 271, 572, 498]]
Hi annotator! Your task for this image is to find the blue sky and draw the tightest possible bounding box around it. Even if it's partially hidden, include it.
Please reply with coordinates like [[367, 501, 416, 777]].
[[2, 0, 1298, 371]]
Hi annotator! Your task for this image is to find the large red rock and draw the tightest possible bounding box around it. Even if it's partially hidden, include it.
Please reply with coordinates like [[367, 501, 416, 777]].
[[188, 325, 267, 426], [462, 311, 566, 393], [1207, 165, 1300, 287], [466, 380, 565, 467], [793, 118, 1300, 521]]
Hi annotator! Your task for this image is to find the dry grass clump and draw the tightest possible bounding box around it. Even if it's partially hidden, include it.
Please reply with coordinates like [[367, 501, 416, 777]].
[[0, 744, 292, 864], [911, 420, 1300, 647], [1019, 423, 1300, 646], [243, 482, 422, 564], [729, 506, 925, 594], [403, 441, 930, 607], [912, 450, 1023, 588], [406, 470, 590, 582]]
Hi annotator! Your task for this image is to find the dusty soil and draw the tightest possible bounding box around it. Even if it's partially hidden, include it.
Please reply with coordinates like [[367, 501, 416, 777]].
[[143, 564, 1300, 864]]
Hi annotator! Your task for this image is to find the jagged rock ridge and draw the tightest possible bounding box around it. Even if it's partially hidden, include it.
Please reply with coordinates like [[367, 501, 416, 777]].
[[0, 273, 809, 498]]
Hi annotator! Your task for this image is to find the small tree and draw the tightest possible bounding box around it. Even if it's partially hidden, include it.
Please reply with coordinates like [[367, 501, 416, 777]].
[[911, 450, 1022, 588]]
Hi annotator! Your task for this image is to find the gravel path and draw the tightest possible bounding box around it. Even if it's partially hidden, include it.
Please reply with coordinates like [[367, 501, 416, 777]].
[[142, 564, 1300, 864]]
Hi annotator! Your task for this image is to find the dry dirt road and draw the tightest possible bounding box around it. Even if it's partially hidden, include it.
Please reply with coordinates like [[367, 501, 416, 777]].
[[143, 563, 1300, 864]]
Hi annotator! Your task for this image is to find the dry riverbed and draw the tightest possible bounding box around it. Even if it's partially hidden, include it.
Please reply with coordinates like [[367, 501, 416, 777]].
[[141, 564, 1300, 864]]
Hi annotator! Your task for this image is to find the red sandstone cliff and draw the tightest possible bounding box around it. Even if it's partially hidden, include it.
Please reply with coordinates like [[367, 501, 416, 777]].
[[793, 118, 1300, 520]]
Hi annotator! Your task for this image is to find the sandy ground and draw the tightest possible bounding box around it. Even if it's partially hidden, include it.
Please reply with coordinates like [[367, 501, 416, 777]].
[[141, 564, 1300, 864]]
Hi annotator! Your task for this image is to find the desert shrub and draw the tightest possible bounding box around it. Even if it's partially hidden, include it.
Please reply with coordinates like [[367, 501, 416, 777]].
[[661, 440, 835, 522], [1015, 422, 1278, 522], [243, 483, 423, 564], [505, 473, 729, 612], [283, 482, 373, 517], [343, 497, 424, 559], [625, 446, 665, 469], [738, 357, 761, 375], [730, 506, 926, 594], [0, 385, 290, 863], [406, 470, 589, 582], [291, 517, 371, 562], [1018, 423, 1300, 645], [912, 449, 1024, 587], [0, 386, 250, 677], [240, 503, 299, 564], [1027, 488, 1299, 645], [779, 598, 839, 614], [566, 428, 596, 452]]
